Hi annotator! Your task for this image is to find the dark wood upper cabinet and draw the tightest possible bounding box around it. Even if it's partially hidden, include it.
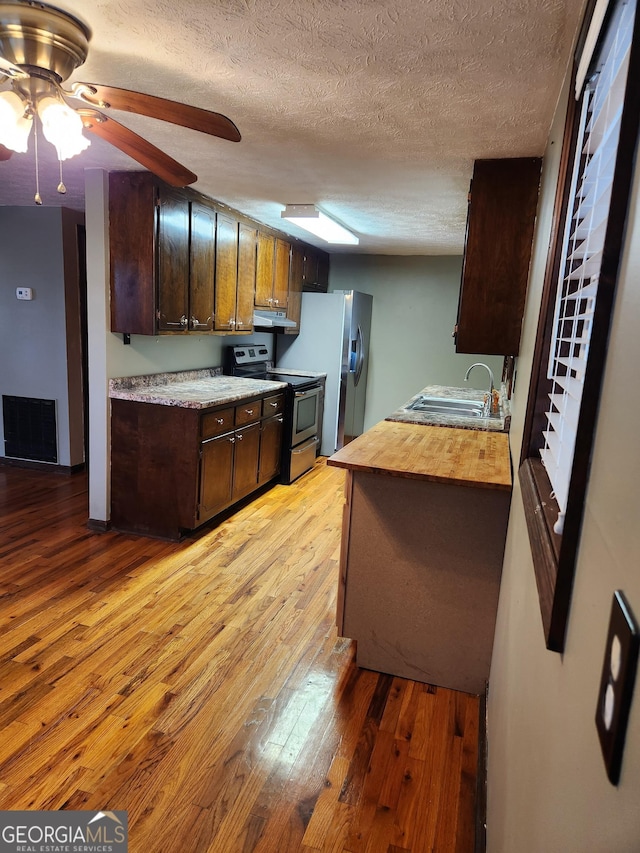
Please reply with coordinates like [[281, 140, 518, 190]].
[[110, 171, 158, 335], [455, 158, 542, 356], [302, 247, 330, 291], [255, 231, 276, 308], [109, 171, 320, 337], [156, 190, 190, 332], [236, 222, 257, 332], [189, 199, 216, 332], [214, 212, 239, 332]]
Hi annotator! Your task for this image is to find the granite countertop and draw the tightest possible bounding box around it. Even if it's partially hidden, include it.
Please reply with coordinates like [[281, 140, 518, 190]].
[[109, 367, 288, 410], [385, 384, 510, 432], [327, 420, 512, 491]]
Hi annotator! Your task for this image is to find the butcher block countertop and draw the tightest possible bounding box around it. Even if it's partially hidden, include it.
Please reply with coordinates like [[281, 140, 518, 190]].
[[327, 419, 512, 491]]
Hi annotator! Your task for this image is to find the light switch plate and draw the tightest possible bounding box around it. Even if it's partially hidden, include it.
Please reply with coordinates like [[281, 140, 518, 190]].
[[595, 591, 639, 785]]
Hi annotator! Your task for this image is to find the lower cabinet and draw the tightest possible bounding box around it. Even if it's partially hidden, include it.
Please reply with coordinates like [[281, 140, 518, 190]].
[[231, 422, 261, 502], [199, 431, 235, 521], [259, 414, 284, 484], [111, 392, 285, 540]]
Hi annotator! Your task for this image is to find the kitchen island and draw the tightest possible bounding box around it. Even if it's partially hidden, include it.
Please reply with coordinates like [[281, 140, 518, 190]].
[[327, 419, 511, 694]]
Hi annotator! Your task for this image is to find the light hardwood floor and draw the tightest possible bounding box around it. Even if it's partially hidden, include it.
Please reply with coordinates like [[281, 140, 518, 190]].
[[0, 459, 479, 853]]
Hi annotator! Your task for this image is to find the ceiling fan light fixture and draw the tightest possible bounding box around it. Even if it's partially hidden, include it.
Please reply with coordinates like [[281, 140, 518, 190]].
[[0, 90, 31, 152], [281, 204, 359, 245], [37, 95, 90, 160]]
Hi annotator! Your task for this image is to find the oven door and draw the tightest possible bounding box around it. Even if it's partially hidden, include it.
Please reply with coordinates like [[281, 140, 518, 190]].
[[291, 385, 320, 446]]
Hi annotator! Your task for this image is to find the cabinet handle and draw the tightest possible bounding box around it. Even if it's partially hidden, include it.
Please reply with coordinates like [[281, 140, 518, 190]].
[[161, 315, 188, 328], [245, 409, 255, 416], [273, 299, 279, 305], [278, 417, 284, 423], [216, 418, 225, 425], [229, 436, 235, 444], [237, 433, 243, 441], [269, 401, 278, 408], [229, 318, 236, 328]]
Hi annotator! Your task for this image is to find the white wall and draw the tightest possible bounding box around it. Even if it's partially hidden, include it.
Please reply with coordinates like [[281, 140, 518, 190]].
[[487, 71, 640, 851], [0, 206, 84, 468], [329, 255, 505, 429]]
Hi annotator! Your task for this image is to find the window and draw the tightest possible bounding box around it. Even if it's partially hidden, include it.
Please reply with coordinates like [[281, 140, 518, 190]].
[[520, 0, 640, 651]]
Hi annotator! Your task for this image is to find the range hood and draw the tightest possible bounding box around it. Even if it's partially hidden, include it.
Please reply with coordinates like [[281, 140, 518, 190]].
[[253, 309, 297, 329]]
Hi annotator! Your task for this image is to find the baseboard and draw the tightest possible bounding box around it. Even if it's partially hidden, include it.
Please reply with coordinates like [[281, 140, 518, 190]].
[[0, 457, 85, 475], [475, 680, 488, 853], [87, 518, 111, 533]]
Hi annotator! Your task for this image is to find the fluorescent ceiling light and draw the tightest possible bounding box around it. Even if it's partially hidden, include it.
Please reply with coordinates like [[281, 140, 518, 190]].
[[281, 204, 359, 245]]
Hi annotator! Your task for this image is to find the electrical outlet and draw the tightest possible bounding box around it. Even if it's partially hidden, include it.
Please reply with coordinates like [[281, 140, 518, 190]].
[[595, 591, 639, 785], [16, 287, 33, 300]]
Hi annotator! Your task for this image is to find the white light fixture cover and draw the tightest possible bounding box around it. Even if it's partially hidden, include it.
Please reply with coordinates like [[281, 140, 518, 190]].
[[0, 90, 32, 152], [281, 204, 359, 245], [37, 96, 90, 160]]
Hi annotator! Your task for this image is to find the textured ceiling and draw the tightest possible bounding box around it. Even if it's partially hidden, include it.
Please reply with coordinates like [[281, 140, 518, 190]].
[[0, 0, 585, 254]]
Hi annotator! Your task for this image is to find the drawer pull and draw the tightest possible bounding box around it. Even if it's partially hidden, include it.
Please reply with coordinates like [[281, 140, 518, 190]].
[[216, 418, 225, 425], [269, 401, 278, 408], [245, 409, 255, 416]]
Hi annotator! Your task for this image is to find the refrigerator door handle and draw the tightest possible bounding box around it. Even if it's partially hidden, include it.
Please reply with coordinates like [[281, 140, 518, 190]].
[[353, 324, 365, 387]]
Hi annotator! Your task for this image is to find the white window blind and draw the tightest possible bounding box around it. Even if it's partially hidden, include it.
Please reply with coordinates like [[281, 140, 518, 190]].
[[541, 0, 635, 534]]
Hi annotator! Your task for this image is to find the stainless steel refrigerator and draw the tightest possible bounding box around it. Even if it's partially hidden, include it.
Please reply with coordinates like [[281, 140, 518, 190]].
[[276, 290, 373, 456]]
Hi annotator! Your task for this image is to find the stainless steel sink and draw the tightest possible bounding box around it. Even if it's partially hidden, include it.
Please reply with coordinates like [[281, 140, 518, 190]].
[[406, 396, 488, 418]]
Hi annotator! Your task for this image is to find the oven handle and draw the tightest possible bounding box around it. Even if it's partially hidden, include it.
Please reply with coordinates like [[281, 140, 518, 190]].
[[292, 437, 319, 454]]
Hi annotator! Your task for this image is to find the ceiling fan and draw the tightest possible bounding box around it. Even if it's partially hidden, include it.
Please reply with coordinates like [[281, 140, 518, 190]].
[[0, 0, 241, 193]]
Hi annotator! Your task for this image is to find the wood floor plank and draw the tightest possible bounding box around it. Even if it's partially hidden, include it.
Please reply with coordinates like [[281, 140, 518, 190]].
[[0, 460, 480, 852]]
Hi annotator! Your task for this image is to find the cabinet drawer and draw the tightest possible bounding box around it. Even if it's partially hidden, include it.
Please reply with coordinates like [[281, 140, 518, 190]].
[[201, 408, 234, 439], [235, 400, 261, 426], [262, 394, 285, 418]]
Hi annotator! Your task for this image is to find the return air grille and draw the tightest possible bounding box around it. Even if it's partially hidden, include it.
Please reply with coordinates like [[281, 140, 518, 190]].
[[2, 395, 57, 463]]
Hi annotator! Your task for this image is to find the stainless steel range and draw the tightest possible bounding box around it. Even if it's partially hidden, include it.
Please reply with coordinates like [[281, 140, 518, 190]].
[[225, 345, 323, 484]]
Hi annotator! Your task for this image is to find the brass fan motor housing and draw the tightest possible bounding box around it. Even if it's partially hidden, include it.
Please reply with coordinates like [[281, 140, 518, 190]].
[[0, 1, 90, 82]]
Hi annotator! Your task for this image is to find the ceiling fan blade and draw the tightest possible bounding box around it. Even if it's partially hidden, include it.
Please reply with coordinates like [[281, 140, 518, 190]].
[[0, 56, 27, 78], [0, 144, 13, 160], [77, 109, 198, 187], [71, 84, 241, 143]]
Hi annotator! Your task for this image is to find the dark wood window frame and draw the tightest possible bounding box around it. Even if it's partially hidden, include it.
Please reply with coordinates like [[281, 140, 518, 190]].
[[520, 0, 640, 652]]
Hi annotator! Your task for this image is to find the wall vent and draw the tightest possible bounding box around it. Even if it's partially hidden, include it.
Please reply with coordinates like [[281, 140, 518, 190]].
[[2, 395, 57, 463]]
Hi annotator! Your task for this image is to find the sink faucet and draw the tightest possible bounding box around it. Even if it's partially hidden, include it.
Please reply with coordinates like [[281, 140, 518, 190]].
[[464, 362, 496, 414]]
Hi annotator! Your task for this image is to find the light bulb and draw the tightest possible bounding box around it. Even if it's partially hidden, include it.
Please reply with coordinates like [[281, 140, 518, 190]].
[[38, 96, 90, 160], [0, 91, 32, 152]]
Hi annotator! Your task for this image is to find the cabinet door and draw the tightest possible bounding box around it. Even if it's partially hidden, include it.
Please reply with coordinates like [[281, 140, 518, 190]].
[[109, 171, 157, 335], [285, 244, 303, 335], [455, 158, 541, 355], [272, 238, 290, 310], [157, 189, 190, 332], [190, 200, 215, 331], [316, 251, 330, 290], [236, 222, 257, 331], [255, 231, 275, 307], [199, 432, 234, 521], [259, 414, 284, 484], [214, 213, 239, 332], [232, 422, 261, 500]]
